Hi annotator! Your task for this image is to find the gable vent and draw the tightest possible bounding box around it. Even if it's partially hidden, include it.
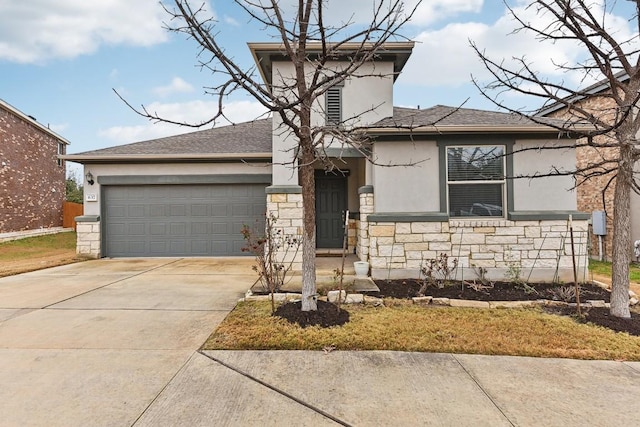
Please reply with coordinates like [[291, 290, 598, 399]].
[[326, 86, 342, 125]]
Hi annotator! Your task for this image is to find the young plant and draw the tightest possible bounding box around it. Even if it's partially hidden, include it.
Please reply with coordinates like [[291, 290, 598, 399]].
[[241, 213, 301, 314], [466, 265, 494, 294], [505, 248, 525, 285], [418, 253, 459, 296]]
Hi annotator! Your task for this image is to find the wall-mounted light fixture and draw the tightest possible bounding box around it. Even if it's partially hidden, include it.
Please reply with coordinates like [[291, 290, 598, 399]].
[[85, 171, 95, 186]]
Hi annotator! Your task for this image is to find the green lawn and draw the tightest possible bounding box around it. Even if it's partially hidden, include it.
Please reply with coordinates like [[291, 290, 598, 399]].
[[589, 259, 640, 282]]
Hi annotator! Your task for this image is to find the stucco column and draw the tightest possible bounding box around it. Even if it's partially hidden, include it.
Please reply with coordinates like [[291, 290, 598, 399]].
[[357, 185, 374, 260]]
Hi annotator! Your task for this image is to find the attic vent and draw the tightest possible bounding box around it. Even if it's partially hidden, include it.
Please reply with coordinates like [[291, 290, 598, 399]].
[[326, 86, 342, 125]]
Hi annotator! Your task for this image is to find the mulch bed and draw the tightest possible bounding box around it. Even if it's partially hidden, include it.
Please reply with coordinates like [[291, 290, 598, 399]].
[[274, 300, 349, 328], [273, 279, 640, 336], [373, 280, 611, 302]]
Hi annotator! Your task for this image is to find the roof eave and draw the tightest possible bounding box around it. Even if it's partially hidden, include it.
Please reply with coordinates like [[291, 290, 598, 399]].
[[61, 152, 273, 164], [367, 125, 590, 135], [0, 98, 71, 145], [248, 41, 415, 89]]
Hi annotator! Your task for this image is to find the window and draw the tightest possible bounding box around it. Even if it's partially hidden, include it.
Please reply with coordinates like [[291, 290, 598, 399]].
[[446, 145, 505, 217], [57, 142, 65, 167], [325, 86, 342, 125]]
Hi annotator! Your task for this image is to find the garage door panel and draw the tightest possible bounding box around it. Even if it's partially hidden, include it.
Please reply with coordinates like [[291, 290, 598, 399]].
[[128, 205, 145, 218], [149, 205, 166, 217], [170, 223, 187, 236], [191, 222, 208, 234], [211, 204, 228, 217], [128, 223, 146, 235], [149, 241, 167, 254], [190, 240, 209, 254], [103, 184, 266, 257], [211, 222, 229, 234], [169, 205, 187, 216], [232, 203, 251, 216], [107, 206, 126, 218], [191, 204, 209, 216], [149, 223, 166, 235]]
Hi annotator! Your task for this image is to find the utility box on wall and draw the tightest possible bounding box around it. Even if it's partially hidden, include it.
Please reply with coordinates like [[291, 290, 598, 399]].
[[592, 211, 607, 236]]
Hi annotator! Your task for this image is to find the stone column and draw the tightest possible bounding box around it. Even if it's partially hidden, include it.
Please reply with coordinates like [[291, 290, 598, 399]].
[[266, 186, 304, 271], [75, 215, 101, 258], [357, 185, 374, 261]]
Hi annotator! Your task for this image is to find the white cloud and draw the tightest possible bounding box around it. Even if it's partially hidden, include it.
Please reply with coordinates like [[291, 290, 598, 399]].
[[0, 0, 169, 63], [267, 0, 482, 29], [99, 99, 269, 143], [152, 77, 195, 97], [49, 123, 69, 134], [401, 2, 638, 91], [224, 15, 240, 26]]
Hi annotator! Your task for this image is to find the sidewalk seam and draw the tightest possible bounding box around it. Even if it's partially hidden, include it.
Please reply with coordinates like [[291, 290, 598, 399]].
[[451, 354, 516, 427], [129, 350, 196, 427], [199, 350, 351, 426]]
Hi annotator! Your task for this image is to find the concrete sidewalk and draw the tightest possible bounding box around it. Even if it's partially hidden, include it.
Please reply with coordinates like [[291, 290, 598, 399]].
[[1, 259, 639, 426], [136, 351, 640, 426]]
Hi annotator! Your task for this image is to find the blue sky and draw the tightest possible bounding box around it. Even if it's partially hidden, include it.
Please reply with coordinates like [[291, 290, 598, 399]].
[[0, 1, 636, 176]]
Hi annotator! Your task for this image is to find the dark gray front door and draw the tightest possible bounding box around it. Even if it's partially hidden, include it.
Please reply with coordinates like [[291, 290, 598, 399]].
[[102, 184, 266, 257], [315, 173, 347, 248]]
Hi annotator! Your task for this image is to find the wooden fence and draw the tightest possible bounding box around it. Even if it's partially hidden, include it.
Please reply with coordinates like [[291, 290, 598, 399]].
[[63, 202, 84, 230]]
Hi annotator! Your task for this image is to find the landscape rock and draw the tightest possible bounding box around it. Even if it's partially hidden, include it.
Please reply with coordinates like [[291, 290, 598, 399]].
[[489, 300, 538, 309], [345, 294, 364, 304], [431, 297, 450, 306], [412, 296, 433, 305], [327, 290, 346, 303], [448, 299, 490, 308], [586, 300, 607, 308], [364, 296, 384, 306]]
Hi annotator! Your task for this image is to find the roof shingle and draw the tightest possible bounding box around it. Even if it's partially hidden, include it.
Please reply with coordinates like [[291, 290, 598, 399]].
[[74, 119, 272, 156]]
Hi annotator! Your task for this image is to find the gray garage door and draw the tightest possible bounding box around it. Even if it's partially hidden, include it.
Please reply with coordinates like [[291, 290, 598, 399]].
[[103, 184, 266, 257]]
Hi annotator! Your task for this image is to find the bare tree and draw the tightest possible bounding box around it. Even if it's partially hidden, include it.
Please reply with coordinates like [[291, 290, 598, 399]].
[[471, 0, 640, 318], [124, 0, 421, 311]]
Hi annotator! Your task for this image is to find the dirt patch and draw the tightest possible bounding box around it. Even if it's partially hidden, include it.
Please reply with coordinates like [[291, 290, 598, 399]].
[[0, 252, 85, 277]]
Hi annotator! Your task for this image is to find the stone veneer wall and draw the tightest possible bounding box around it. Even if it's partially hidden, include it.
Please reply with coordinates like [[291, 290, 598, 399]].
[[266, 190, 304, 271], [367, 218, 589, 282], [357, 187, 374, 260], [75, 216, 101, 258]]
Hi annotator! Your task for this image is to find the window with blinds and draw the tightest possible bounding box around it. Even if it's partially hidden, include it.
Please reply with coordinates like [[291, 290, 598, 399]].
[[446, 145, 505, 217], [326, 86, 342, 125]]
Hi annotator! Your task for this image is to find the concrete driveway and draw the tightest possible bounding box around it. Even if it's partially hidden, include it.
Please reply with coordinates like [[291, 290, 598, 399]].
[[0, 257, 255, 427], [2, 259, 640, 426]]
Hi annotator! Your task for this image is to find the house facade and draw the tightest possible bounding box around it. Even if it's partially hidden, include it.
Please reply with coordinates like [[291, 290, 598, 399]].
[[64, 42, 589, 282], [540, 74, 640, 261], [0, 99, 69, 234]]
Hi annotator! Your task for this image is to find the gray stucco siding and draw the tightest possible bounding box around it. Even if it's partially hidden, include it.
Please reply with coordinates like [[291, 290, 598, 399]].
[[512, 139, 577, 211], [371, 140, 439, 213]]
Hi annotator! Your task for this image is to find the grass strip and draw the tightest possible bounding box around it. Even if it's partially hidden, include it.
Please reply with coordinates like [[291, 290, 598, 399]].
[[203, 300, 640, 361]]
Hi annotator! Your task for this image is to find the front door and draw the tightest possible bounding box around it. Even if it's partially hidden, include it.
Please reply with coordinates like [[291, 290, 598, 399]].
[[315, 172, 347, 248]]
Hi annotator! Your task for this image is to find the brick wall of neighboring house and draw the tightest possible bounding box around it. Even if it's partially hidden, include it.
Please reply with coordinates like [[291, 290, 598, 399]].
[[547, 95, 618, 260], [0, 105, 66, 233]]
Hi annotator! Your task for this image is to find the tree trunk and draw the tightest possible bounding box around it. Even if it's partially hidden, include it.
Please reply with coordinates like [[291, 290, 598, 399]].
[[300, 156, 317, 311], [610, 144, 632, 318]]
